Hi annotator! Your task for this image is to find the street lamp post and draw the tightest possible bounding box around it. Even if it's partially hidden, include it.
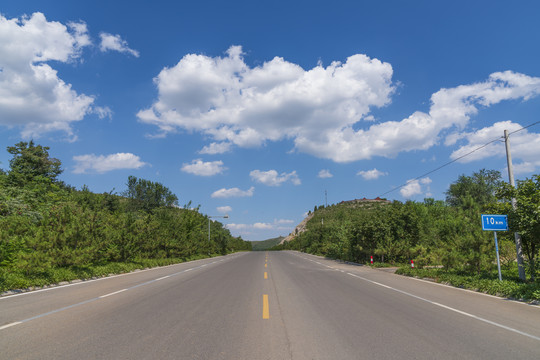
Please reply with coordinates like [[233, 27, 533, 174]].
[[208, 214, 229, 243]]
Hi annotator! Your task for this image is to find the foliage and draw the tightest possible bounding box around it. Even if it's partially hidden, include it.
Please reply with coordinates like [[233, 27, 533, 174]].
[[7, 140, 62, 186], [123, 175, 179, 212], [396, 265, 540, 302], [493, 175, 540, 280], [445, 169, 501, 209], [0, 143, 251, 292], [276, 169, 539, 290]]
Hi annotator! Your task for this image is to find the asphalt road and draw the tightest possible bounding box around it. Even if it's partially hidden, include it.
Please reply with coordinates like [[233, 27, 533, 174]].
[[1, 251, 540, 359]]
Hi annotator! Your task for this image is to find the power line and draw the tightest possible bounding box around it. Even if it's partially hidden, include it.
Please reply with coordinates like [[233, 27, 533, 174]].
[[378, 120, 540, 198], [507, 120, 540, 135]]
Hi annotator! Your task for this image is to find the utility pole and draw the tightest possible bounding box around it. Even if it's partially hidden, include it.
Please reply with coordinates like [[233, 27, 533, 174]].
[[504, 130, 526, 281]]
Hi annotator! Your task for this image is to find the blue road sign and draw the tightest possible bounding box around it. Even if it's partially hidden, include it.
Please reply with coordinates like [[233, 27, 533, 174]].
[[481, 214, 508, 231]]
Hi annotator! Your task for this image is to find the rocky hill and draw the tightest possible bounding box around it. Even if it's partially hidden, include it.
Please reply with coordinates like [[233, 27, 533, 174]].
[[279, 212, 314, 244]]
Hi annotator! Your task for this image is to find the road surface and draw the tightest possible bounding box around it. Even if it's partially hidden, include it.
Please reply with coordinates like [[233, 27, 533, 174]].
[[1, 251, 539, 359]]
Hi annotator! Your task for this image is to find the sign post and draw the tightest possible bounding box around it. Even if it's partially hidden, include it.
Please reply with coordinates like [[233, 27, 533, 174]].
[[481, 214, 508, 281]]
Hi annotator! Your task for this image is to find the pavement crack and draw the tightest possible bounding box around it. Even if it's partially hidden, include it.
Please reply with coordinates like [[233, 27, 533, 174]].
[[269, 260, 294, 360]]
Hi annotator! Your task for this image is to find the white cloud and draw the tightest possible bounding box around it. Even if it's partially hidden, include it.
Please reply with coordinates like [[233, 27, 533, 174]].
[[253, 222, 273, 230], [226, 223, 249, 231], [0, 12, 98, 138], [211, 186, 255, 198], [72, 153, 148, 174], [181, 159, 226, 176], [250, 169, 301, 186], [226, 218, 294, 233], [400, 177, 432, 198], [138, 46, 540, 163], [317, 169, 333, 178], [513, 162, 538, 175], [93, 106, 113, 119], [137, 46, 395, 160], [199, 142, 232, 155], [275, 219, 294, 224], [448, 120, 540, 174], [217, 206, 232, 214], [357, 168, 388, 180], [99, 33, 139, 57]]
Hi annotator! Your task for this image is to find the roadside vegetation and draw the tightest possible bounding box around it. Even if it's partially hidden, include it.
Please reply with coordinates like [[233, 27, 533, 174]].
[[0, 141, 251, 292], [275, 169, 540, 302]]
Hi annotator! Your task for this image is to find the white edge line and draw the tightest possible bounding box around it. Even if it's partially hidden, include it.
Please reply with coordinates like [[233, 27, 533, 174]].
[[0, 256, 240, 331], [0, 252, 246, 300], [293, 252, 538, 308], [0, 322, 22, 330], [99, 289, 127, 299], [402, 274, 533, 304], [290, 251, 540, 341], [344, 269, 540, 341]]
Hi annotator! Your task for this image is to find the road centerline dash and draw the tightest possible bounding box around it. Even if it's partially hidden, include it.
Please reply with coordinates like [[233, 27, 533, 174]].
[[263, 294, 269, 319]]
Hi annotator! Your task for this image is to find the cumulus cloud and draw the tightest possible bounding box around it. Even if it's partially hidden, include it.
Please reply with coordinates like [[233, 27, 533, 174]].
[[217, 206, 232, 214], [138, 46, 540, 163], [72, 153, 148, 173], [137, 46, 395, 160], [0, 12, 99, 138], [253, 222, 273, 230], [226, 223, 250, 231], [400, 177, 432, 198], [226, 218, 294, 233], [317, 169, 333, 178], [181, 159, 227, 176], [99, 32, 139, 57], [250, 169, 301, 186], [211, 186, 254, 198], [199, 142, 232, 155], [448, 120, 540, 174], [357, 168, 388, 180]]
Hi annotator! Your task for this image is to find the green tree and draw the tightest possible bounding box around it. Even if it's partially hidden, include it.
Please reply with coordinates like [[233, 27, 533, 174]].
[[496, 175, 540, 280], [446, 169, 501, 209], [7, 141, 62, 186], [124, 176, 179, 212]]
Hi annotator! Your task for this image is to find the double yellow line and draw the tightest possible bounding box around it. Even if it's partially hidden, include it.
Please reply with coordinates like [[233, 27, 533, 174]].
[[263, 252, 269, 319]]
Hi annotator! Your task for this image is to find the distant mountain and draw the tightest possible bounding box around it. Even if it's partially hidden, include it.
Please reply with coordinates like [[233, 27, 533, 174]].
[[250, 236, 285, 251]]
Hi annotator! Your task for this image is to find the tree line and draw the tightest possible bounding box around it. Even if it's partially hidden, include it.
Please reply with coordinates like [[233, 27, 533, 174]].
[[276, 169, 540, 282], [0, 141, 251, 291]]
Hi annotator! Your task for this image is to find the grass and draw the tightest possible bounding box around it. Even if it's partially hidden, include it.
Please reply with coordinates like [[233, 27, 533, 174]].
[[0, 253, 221, 294], [368, 261, 402, 268], [396, 265, 540, 302]]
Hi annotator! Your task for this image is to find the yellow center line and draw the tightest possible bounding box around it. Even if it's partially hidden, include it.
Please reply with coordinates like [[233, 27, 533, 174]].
[[263, 294, 269, 319], [264, 272, 268, 279], [265, 263, 267, 268]]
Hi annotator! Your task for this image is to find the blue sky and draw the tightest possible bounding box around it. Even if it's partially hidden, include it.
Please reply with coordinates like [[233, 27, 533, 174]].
[[1, 1, 540, 240]]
